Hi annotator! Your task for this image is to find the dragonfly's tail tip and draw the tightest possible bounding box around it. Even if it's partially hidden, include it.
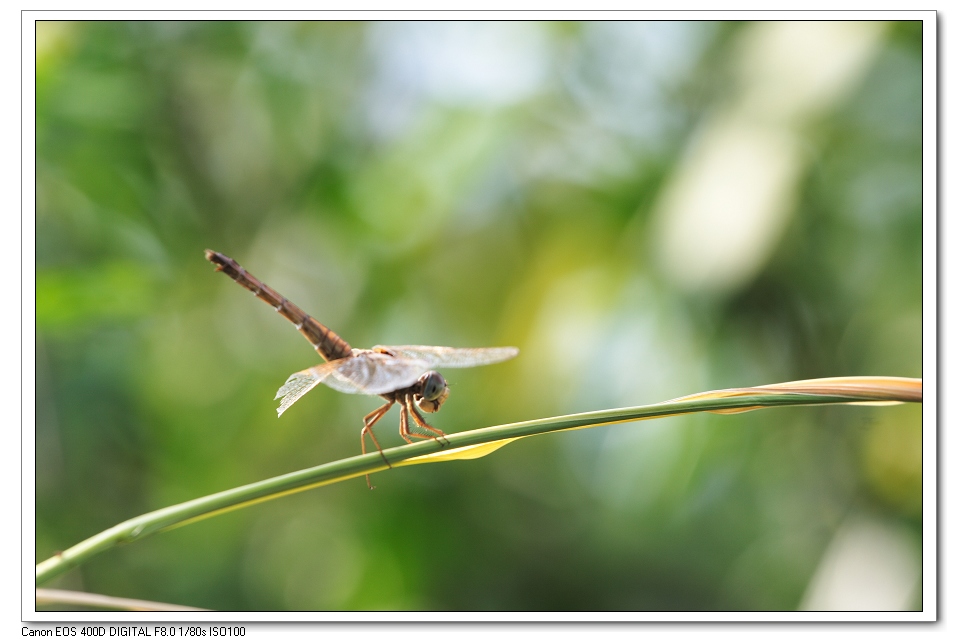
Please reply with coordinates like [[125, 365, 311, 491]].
[[205, 250, 227, 271]]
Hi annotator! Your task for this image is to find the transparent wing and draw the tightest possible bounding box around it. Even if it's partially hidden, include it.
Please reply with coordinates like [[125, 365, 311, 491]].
[[324, 351, 431, 395], [274, 352, 434, 415], [273, 360, 343, 417], [274, 346, 518, 415], [373, 345, 519, 369]]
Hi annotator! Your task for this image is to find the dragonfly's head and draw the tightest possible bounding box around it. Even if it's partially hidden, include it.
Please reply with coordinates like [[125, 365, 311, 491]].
[[416, 371, 449, 413]]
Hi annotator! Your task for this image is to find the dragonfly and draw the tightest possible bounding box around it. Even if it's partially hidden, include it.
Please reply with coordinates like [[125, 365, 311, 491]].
[[205, 250, 519, 486]]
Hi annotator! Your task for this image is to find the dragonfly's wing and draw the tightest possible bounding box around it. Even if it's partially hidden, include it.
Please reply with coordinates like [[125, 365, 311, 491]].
[[274, 346, 517, 415], [274, 360, 343, 417], [274, 353, 433, 415], [324, 351, 431, 395], [374, 345, 519, 368]]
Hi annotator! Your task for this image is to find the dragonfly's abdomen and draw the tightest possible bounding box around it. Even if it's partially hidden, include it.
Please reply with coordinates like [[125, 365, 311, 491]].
[[205, 250, 353, 362]]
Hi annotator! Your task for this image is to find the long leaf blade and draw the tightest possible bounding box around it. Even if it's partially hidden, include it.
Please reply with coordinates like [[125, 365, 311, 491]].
[[36, 376, 921, 586]]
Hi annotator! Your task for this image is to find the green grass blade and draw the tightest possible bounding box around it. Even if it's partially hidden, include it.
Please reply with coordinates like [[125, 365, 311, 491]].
[[35, 376, 921, 586]]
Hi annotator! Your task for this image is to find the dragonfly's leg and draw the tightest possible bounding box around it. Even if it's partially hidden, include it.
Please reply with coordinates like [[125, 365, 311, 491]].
[[397, 402, 415, 444], [397, 396, 430, 442], [363, 401, 393, 431], [362, 401, 393, 458], [405, 396, 450, 447], [361, 400, 393, 490]]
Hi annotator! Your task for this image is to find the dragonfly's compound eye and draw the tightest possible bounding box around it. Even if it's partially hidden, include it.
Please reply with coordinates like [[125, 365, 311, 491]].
[[417, 371, 449, 413], [420, 371, 447, 400]]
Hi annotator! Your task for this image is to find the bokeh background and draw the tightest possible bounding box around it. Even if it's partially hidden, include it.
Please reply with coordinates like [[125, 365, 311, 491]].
[[34, 21, 923, 611]]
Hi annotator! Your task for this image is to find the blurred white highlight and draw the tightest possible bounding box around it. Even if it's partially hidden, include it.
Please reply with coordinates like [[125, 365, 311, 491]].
[[652, 22, 885, 294], [654, 117, 802, 293], [800, 516, 919, 611]]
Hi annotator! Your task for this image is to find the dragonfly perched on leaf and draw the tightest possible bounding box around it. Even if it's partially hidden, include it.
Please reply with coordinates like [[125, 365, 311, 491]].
[[205, 250, 519, 487]]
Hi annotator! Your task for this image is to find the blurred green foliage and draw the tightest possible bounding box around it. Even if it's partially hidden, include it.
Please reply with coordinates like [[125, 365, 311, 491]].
[[35, 21, 922, 611]]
